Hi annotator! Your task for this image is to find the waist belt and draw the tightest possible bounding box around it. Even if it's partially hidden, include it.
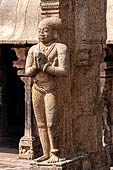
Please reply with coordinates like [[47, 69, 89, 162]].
[[33, 83, 56, 94]]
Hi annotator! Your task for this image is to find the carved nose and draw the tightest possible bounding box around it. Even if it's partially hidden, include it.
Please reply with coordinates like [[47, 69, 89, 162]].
[[40, 29, 44, 34]]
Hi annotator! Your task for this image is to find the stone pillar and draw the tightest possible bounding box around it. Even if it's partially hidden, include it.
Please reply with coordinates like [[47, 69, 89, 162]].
[[31, 0, 108, 170], [19, 76, 39, 159], [60, 0, 107, 169], [13, 46, 41, 159]]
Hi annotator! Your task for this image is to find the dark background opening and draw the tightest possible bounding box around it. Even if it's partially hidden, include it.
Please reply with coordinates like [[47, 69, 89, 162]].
[[4, 45, 25, 139]]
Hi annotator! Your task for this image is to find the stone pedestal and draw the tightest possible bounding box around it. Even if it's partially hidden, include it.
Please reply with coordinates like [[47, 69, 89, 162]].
[[30, 152, 107, 170], [30, 154, 90, 170]]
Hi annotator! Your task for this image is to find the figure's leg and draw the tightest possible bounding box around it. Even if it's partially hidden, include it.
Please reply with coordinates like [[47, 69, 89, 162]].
[[44, 92, 59, 163], [32, 85, 50, 162]]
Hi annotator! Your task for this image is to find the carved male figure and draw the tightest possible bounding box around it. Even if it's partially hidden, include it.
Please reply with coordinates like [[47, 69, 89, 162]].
[[25, 17, 68, 163]]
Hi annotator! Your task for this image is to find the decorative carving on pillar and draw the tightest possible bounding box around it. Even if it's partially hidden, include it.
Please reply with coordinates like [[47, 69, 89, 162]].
[[25, 17, 68, 163], [76, 43, 91, 66]]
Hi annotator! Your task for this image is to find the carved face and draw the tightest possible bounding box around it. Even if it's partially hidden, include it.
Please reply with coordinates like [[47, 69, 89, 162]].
[[38, 25, 53, 43]]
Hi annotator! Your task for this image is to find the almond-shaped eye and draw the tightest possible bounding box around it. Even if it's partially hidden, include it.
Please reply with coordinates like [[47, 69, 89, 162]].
[[44, 28, 49, 32]]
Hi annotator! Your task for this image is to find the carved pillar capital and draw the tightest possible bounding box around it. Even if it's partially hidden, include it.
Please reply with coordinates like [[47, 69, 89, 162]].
[[12, 45, 30, 69], [21, 77, 32, 85]]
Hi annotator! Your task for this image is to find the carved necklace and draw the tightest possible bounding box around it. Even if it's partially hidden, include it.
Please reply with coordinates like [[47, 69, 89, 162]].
[[39, 42, 56, 58], [39, 42, 48, 53]]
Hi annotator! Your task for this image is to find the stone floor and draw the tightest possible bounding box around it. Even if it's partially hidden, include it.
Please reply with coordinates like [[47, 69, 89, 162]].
[[0, 149, 113, 170], [0, 137, 30, 170], [0, 148, 31, 169], [0, 147, 30, 169], [0, 152, 113, 170]]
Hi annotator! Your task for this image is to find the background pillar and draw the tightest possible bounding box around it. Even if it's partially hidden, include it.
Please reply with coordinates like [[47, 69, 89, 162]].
[[13, 46, 41, 159]]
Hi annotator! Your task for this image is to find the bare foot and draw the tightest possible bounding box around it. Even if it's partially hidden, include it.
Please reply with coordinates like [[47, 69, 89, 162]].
[[48, 154, 59, 163], [34, 155, 49, 162]]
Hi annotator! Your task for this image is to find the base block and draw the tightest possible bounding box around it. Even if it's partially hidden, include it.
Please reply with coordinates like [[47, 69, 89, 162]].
[[19, 136, 41, 160], [30, 155, 91, 170]]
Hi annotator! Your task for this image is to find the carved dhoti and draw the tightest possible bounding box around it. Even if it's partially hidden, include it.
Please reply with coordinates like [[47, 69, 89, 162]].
[[32, 82, 58, 156]]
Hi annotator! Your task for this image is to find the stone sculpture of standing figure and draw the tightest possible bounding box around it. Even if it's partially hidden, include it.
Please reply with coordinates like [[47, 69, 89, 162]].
[[25, 17, 68, 163]]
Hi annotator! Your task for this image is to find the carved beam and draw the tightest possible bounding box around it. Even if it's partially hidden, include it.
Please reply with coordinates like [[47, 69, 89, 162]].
[[40, 0, 59, 17]]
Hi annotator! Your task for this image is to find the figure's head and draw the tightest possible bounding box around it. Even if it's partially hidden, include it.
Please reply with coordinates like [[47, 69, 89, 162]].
[[38, 17, 62, 43]]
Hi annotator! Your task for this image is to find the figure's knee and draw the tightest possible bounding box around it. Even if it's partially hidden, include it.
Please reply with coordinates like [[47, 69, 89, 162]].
[[47, 122, 56, 131], [46, 113, 58, 131], [37, 123, 46, 129]]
